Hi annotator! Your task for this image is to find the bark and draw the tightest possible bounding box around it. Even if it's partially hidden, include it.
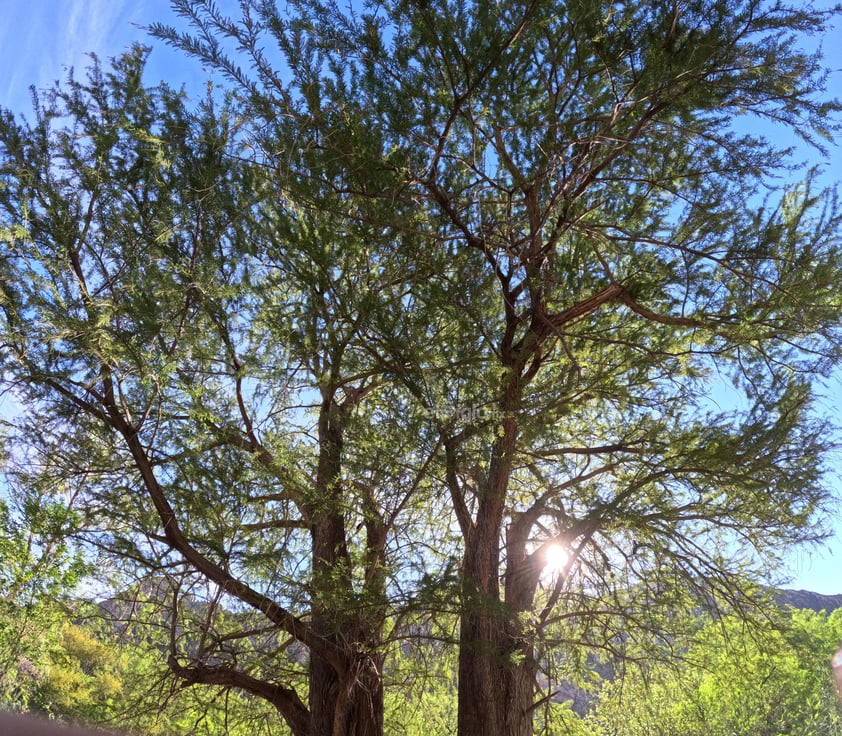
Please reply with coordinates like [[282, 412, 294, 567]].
[[457, 402, 539, 736], [333, 649, 385, 736], [309, 513, 346, 736], [457, 556, 538, 736], [456, 298, 554, 736], [307, 568, 384, 736], [460, 645, 536, 736], [308, 558, 385, 736], [309, 391, 385, 736]]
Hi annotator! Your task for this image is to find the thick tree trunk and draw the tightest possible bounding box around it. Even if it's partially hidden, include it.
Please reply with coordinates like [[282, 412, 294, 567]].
[[309, 634, 384, 736], [309, 651, 341, 735], [309, 509, 346, 734], [457, 573, 537, 736], [333, 650, 385, 736], [457, 404, 538, 736], [309, 395, 385, 736], [309, 510, 384, 736]]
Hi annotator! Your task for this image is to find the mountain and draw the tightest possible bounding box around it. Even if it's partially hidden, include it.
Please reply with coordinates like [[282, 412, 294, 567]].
[[776, 588, 842, 612]]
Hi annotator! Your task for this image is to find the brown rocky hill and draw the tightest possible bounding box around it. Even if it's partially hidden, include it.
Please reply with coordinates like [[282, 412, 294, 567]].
[[775, 588, 842, 612]]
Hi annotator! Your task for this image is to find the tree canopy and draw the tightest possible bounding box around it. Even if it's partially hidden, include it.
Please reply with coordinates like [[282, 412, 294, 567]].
[[2, 1, 842, 735]]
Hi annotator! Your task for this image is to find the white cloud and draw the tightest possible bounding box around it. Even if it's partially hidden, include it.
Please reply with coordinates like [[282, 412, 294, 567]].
[[0, 0, 156, 114]]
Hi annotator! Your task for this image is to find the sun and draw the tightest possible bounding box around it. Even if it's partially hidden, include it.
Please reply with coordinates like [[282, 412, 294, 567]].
[[542, 543, 569, 576]]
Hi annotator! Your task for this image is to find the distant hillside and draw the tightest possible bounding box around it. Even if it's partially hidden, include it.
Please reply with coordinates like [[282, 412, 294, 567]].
[[776, 589, 842, 612]]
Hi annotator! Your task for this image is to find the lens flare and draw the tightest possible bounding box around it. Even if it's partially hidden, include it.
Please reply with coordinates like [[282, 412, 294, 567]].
[[543, 543, 569, 575]]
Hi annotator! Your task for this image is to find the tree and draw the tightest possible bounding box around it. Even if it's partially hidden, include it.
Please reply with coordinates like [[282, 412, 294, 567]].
[[0, 451, 88, 711], [589, 606, 842, 736], [2, 3, 842, 736], [150, 1, 842, 734], [0, 48, 435, 736]]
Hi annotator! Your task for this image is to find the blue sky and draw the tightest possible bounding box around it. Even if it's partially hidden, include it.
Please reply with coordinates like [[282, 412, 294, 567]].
[[0, 0, 840, 595]]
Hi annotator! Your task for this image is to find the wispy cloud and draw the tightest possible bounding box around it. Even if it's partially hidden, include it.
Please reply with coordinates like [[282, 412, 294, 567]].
[[0, 0, 161, 115]]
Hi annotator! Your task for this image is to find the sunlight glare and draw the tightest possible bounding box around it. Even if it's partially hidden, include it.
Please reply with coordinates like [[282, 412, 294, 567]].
[[543, 543, 569, 575]]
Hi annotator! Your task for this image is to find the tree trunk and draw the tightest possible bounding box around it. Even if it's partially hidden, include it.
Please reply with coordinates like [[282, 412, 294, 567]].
[[310, 508, 384, 736], [334, 650, 385, 736], [457, 407, 538, 736], [309, 395, 385, 736], [309, 632, 384, 736], [457, 571, 537, 736]]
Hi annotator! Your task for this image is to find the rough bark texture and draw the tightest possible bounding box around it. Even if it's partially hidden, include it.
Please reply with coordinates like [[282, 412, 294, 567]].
[[309, 392, 385, 736], [457, 399, 539, 736], [457, 577, 538, 736]]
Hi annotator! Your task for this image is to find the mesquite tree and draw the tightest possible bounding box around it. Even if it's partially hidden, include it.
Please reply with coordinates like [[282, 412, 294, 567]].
[[152, 1, 842, 735], [0, 50, 449, 736], [2, 1, 842, 735]]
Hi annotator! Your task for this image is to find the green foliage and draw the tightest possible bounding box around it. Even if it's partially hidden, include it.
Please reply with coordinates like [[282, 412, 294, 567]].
[[0, 461, 89, 711], [32, 623, 123, 724], [589, 607, 842, 736], [0, 594, 288, 735], [537, 701, 596, 736], [383, 626, 459, 736], [2, 1, 842, 735]]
